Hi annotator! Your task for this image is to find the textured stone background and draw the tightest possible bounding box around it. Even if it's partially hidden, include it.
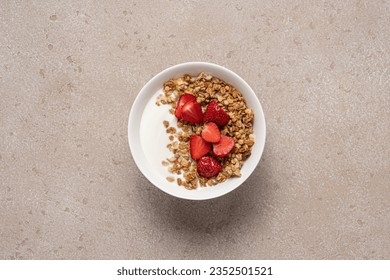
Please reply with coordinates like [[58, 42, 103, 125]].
[[1, 0, 389, 259]]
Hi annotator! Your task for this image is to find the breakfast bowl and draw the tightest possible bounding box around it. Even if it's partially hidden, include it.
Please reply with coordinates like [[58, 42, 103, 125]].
[[128, 62, 266, 200]]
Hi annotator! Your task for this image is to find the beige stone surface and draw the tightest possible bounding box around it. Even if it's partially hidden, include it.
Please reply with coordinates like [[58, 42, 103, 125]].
[[1, 0, 389, 259]]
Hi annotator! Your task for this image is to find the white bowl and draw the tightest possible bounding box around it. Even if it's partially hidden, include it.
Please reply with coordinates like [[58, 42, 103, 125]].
[[128, 62, 266, 200]]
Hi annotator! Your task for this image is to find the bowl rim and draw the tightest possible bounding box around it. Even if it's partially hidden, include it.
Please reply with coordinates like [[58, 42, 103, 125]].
[[128, 61, 266, 200]]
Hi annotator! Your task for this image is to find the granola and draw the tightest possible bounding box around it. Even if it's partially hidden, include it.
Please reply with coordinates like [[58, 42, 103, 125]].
[[157, 72, 255, 189]]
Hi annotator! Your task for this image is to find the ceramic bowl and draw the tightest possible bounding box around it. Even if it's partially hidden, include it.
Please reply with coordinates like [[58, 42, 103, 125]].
[[128, 62, 266, 200]]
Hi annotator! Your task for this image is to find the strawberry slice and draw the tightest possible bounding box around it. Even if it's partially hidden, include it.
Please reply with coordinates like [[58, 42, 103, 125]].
[[174, 93, 196, 119], [203, 100, 230, 127], [190, 135, 211, 160], [181, 100, 203, 124], [213, 135, 235, 157], [197, 156, 222, 178], [201, 122, 221, 143]]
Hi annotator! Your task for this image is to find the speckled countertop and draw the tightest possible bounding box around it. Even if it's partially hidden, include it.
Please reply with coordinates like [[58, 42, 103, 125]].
[[1, 1, 389, 259]]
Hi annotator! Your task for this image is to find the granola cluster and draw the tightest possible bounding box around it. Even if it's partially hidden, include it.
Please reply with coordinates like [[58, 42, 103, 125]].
[[156, 72, 255, 189]]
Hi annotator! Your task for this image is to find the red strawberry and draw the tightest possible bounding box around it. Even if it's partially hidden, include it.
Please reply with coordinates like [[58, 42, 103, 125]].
[[181, 100, 203, 123], [213, 135, 235, 157], [175, 93, 196, 119], [197, 156, 222, 178], [201, 122, 221, 143], [190, 135, 211, 160], [203, 100, 230, 127]]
